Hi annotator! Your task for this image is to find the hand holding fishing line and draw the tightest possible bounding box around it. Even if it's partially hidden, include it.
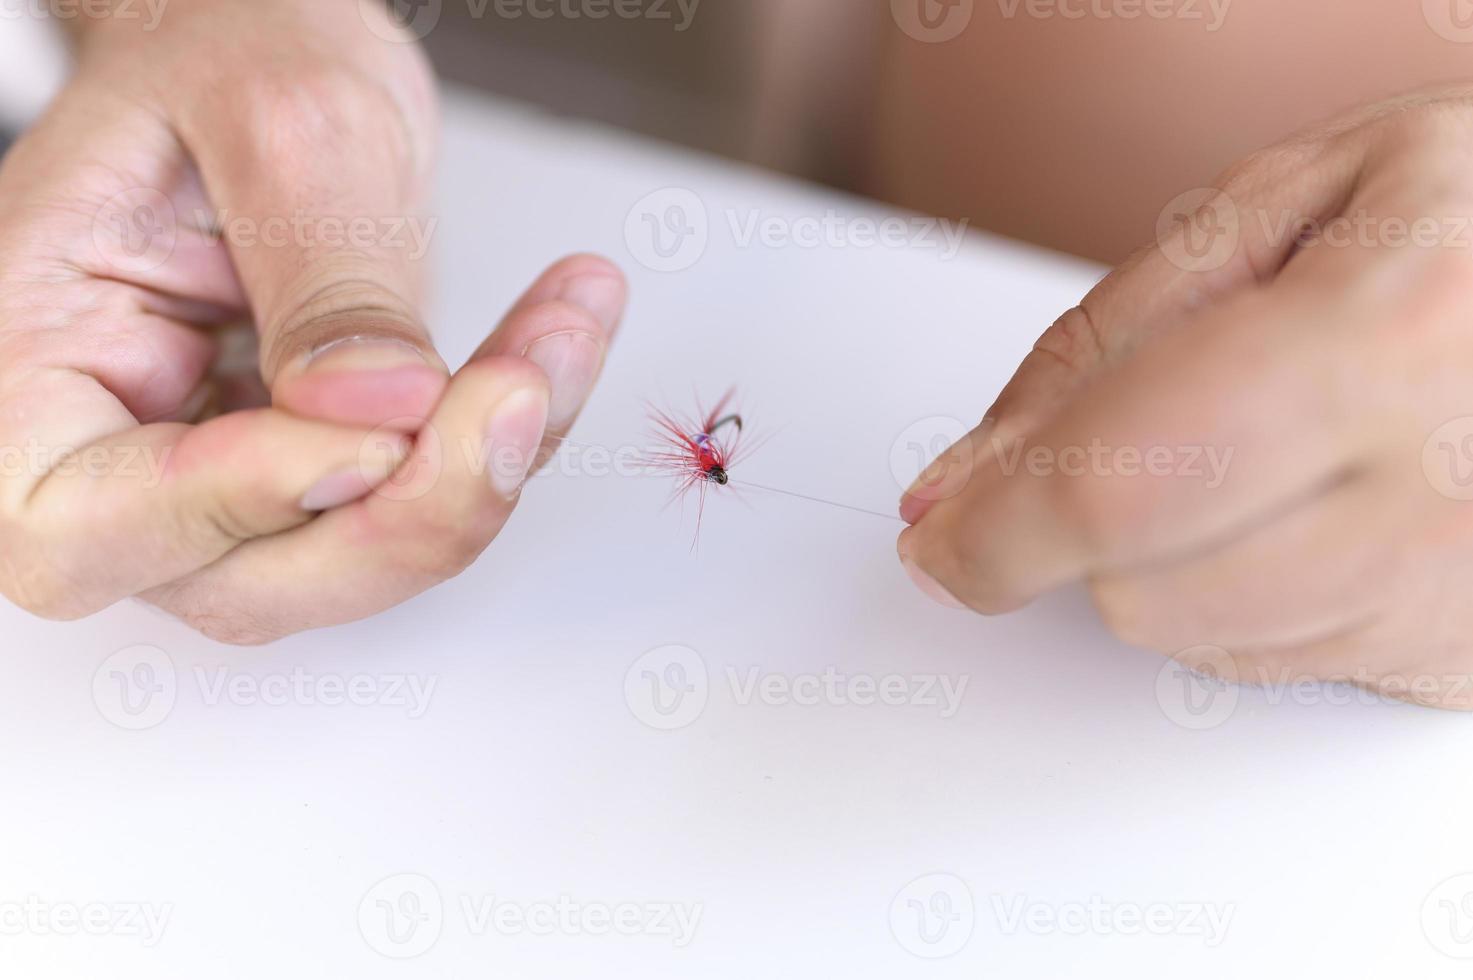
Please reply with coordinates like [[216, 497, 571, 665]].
[[896, 86, 1473, 708]]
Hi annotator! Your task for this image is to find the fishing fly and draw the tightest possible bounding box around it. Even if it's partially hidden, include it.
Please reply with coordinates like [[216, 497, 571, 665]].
[[644, 389, 755, 529], [641, 390, 903, 534]]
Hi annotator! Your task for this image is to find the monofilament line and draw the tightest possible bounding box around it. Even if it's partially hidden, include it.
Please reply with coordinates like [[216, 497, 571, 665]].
[[730, 480, 906, 524], [544, 436, 905, 524]]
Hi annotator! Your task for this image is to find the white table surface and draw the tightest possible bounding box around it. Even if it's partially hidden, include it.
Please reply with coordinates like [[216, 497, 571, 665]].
[[2, 84, 1471, 979]]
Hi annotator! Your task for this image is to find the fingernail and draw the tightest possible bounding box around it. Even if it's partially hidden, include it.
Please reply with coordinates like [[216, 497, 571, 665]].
[[900, 558, 969, 610], [299, 335, 431, 376], [300, 467, 372, 512], [485, 386, 550, 498], [557, 275, 624, 333], [522, 332, 604, 431]]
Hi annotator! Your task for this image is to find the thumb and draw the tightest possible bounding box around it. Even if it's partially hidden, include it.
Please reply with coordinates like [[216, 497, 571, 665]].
[[177, 59, 447, 431]]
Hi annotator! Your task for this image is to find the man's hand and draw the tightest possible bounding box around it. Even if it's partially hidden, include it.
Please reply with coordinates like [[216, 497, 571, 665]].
[[899, 86, 1473, 708], [0, 0, 626, 642]]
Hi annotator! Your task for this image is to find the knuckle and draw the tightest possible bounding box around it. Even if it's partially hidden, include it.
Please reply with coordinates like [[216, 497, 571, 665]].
[[1215, 134, 1333, 203], [229, 64, 412, 171], [516, 299, 604, 337], [1031, 304, 1106, 376], [265, 275, 423, 377]]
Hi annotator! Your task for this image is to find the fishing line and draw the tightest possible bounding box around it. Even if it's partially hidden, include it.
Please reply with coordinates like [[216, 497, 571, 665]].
[[542, 434, 904, 525]]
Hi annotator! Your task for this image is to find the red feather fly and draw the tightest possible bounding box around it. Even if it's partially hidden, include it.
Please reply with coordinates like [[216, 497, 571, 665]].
[[644, 389, 757, 532]]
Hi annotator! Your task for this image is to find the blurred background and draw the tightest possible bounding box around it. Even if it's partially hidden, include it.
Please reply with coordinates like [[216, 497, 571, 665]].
[[4, 1, 1472, 262]]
